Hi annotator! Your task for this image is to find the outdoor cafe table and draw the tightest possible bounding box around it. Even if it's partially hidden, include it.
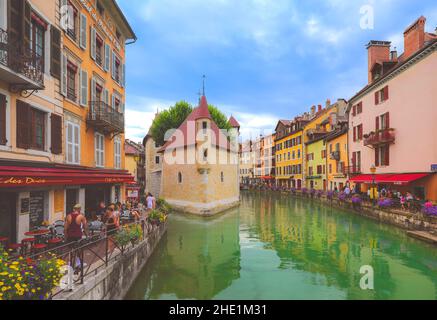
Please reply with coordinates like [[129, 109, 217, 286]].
[[24, 229, 51, 244]]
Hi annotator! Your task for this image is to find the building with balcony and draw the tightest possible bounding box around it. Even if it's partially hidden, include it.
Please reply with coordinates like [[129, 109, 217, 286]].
[[157, 95, 240, 216], [274, 118, 307, 189], [303, 99, 348, 190], [0, 0, 136, 243], [348, 16, 437, 201], [59, 0, 136, 215], [325, 123, 349, 191]]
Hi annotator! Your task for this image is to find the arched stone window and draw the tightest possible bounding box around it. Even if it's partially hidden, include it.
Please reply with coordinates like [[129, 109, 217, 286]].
[[178, 172, 182, 184]]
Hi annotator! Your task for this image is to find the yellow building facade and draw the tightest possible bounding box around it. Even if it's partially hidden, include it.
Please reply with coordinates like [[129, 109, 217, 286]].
[[0, 0, 135, 242], [326, 126, 349, 191], [274, 119, 306, 189]]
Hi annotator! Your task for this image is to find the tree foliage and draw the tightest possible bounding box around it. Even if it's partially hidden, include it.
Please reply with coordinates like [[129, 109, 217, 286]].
[[150, 100, 232, 146]]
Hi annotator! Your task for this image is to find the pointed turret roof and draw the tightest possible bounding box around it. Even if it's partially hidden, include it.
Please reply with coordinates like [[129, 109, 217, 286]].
[[229, 115, 240, 128], [157, 95, 230, 152]]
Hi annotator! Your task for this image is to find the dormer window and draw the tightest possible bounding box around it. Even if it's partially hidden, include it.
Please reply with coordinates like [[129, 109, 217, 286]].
[[96, 0, 104, 16]]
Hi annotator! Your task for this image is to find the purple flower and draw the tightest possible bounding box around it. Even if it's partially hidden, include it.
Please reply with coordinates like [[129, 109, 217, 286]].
[[327, 191, 334, 200], [338, 192, 347, 202], [378, 198, 393, 208], [301, 188, 308, 194], [352, 195, 362, 204], [423, 205, 437, 216]]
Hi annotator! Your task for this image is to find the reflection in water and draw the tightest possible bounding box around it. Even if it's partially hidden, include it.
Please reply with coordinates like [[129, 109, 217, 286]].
[[126, 192, 437, 300]]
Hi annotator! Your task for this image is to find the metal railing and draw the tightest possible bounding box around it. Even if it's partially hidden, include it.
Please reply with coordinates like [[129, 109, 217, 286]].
[[16, 219, 167, 299], [364, 128, 395, 147], [88, 101, 125, 133], [0, 28, 44, 86]]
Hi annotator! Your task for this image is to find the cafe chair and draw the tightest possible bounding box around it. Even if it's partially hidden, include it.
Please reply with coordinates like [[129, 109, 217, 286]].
[[32, 243, 48, 254], [21, 238, 36, 256], [47, 237, 63, 249]]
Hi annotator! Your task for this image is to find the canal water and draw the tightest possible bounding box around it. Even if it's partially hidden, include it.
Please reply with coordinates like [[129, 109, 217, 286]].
[[126, 192, 437, 300]]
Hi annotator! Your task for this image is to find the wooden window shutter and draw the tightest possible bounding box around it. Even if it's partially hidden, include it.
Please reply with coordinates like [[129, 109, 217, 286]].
[[61, 54, 67, 96], [384, 86, 389, 101], [50, 113, 62, 154], [375, 91, 379, 105], [385, 146, 390, 166], [385, 112, 390, 129], [80, 69, 88, 107], [50, 27, 61, 80], [375, 116, 380, 132], [353, 126, 356, 142], [352, 152, 356, 170], [8, 0, 23, 43], [0, 94, 6, 145], [375, 148, 380, 167], [352, 105, 356, 116], [104, 44, 110, 71], [16, 100, 30, 149], [90, 26, 96, 60], [23, 0, 31, 48], [80, 13, 87, 49]]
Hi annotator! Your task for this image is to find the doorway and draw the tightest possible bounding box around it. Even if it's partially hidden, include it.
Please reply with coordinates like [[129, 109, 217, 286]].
[[0, 192, 17, 243], [66, 189, 78, 214]]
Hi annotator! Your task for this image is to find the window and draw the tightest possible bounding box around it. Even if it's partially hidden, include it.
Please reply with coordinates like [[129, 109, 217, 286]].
[[66, 1, 78, 40], [297, 149, 301, 159], [114, 138, 121, 169], [317, 165, 323, 175], [178, 172, 182, 184], [155, 156, 160, 164], [30, 14, 47, 71], [96, 0, 105, 15], [376, 145, 390, 167], [15, 102, 48, 151], [66, 121, 80, 164], [375, 86, 389, 105], [95, 34, 104, 66], [221, 172, 224, 183], [309, 166, 313, 176], [66, 61, 77, 101], [95, 133, 104, 167], [202, 121, 208, 130], [0, 94, 7, 146]]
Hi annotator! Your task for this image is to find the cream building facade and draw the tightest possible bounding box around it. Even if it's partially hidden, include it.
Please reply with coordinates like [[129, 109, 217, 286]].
[[157, 95, 240, 216]]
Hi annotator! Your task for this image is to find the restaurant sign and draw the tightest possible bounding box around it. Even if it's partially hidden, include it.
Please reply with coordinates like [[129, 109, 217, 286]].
[[0, 176, 133, 187]]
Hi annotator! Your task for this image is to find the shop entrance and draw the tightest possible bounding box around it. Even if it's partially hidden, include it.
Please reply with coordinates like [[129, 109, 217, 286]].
[[0, 192, 17, 242], [85, 186, 111, 218], [66, 189, 79, 214]]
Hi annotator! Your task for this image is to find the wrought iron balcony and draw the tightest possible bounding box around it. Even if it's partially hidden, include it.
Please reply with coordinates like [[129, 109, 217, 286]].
[[330, 151, 340, 161], [87, 101, 125, 135], [364, 129, 395, 147], [0, 28, 44, 91], [342, 166, 362, 176]]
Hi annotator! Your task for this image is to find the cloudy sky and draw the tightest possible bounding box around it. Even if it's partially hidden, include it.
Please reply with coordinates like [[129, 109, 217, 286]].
[[117, 0, 437, 143]]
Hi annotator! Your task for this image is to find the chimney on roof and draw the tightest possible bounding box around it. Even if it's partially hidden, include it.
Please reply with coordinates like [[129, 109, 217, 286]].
[[367, 40, 391, 84], [403, 16, 426, 61], [326, 99, 331, 108], [311, 106, 316, 115], [390, 48, 398, 61]]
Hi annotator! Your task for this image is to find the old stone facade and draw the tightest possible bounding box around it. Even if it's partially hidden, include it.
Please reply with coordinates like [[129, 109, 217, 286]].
[[143, 131, 162, 199], [153, 95, 240, 216]]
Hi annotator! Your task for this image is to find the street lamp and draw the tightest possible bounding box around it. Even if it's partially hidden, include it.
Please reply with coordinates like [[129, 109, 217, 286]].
[[370, 164, 377, 206]]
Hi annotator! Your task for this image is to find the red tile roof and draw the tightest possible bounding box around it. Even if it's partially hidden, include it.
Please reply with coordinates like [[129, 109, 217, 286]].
[[229, 116, 240, 128], [158, 95, 231, 152]]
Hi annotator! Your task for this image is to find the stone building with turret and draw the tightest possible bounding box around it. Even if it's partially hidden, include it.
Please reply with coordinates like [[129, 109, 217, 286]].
[[153, 95, 240, 215]]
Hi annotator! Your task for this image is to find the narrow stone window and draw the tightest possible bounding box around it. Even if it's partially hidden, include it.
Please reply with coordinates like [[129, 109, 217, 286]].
[[221, 172, 224, 183], [178, 172, 182, 184]]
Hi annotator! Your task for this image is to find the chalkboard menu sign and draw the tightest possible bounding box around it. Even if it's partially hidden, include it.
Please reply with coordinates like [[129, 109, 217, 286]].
[[29, 192, 45, 229], [20, 198, 30, 214]]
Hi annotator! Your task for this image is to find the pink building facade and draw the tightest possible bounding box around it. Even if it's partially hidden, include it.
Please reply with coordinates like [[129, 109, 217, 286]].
[[348, 16, 437, 201]]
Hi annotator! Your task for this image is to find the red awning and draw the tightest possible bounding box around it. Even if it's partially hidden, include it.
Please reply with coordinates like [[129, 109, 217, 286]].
[[350, 173, 430, 185], [261, 176, 274, 180], [0, 165, 135, 188]]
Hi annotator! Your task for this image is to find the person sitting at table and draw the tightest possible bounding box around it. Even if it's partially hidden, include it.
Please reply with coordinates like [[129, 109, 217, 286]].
[[64, 204, 88, 244], [103, 207, 119, 235], [96, 201, 106, 221]]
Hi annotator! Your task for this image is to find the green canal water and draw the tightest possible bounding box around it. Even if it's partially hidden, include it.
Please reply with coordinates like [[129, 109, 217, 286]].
[[126, 192, 437, 300]]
